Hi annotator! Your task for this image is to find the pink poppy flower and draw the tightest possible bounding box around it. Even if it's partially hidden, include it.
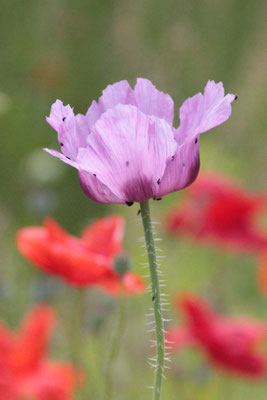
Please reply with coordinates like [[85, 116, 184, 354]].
[[45, 79, 235, 205], [166, 173, 267, 252], [166, 294, 267, 378]]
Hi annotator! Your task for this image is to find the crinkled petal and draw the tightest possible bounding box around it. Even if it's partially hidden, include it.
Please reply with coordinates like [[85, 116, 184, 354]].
[[46, 100, 74, 132], [86, 100, 103, 129], [77, 105, 176, 203], [176, 80, 235, 141], [157, 136, 200, 198], [44, 148, 79, 169], [134, 78, 174, 125], [98, 80, 135, 111], [78, 170, 123, 204], [58, 114, 89, 160], [85, 80, 135, 130], [45, 149, 118, 203]]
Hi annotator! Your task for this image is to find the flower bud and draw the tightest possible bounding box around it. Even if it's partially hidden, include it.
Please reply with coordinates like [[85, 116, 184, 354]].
[[113, 253, 131, 277]]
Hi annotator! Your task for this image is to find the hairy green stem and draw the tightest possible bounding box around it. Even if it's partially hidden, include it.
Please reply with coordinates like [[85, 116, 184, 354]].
[[103, 293, 127, 400], [140, 200, 165, 400]]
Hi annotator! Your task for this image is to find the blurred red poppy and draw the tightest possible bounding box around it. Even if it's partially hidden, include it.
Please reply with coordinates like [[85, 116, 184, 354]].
[[166, 173, 267, 252], [0, 306, 79, 400], [166, 293, 267, 377], [17, 215, 145, 295]]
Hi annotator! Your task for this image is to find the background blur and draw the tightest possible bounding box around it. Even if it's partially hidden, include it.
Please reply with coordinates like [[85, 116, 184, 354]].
[[1, 0, 267, 399]]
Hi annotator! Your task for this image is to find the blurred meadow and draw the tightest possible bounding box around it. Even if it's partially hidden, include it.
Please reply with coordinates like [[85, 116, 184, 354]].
[[1, 0, 267, 399]]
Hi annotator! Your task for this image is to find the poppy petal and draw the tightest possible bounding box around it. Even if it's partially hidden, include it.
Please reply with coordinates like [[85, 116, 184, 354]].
[[82, 215, 124, 257]]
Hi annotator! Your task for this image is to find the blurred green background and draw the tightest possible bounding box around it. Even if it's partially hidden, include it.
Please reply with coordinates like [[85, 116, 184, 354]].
[[0, 0, 267, 399]]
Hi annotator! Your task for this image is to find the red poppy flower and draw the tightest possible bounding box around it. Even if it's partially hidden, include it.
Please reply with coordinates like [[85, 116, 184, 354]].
[[0, 306, 79, 400], [166, 173, 267, 252], [166, 294, 267, 377], [16, 215, 145, 295]]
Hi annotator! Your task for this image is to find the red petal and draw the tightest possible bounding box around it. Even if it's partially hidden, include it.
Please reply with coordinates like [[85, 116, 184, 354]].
[[165, 173, 267, 253], [82, 215, 124, 257], [43, 218, 70, 242], [97, 271, 145, 296], [17, 226, 113, 287], [9, 306, 55, 373], [19, 361, 81, 400], [165, 327, 194, 350], [121, 272, 146, 295], [173, 293, 267, 377]]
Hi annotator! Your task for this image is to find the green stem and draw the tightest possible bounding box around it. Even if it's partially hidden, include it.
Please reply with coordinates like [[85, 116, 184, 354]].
[[103, 293, 127, 400], [71, 288, 86, 399], [71, 288, 86, 364], [140, 200, 165, 400]]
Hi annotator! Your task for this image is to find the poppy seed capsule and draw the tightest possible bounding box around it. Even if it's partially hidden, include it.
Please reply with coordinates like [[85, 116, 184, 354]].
[[113, 253, 131, 277]]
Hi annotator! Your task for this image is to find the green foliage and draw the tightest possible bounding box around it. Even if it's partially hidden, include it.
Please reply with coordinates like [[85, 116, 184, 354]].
[[0, 0, 266, 398]]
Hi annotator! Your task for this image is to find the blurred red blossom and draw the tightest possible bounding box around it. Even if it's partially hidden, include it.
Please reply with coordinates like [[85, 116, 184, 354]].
[[0, 306, 79, 400], [166, 173, 267, 252], [16, 215, 145, 296], [166, 294, 267, 378]]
